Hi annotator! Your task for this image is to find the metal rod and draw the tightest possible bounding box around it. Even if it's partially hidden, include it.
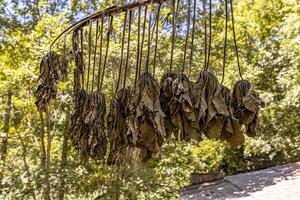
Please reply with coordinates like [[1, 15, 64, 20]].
[[97, 16, 104, 91], [146, 1, 154, 73], [92, 20, 99, 91], [135, 6, 141, 86], [153, 4, 161, 77], [229, 0, 243, 80], [86, 22, 92, 91], [206, 0, 212, 70], [183, 0, 191, 74], [116, 11, 128, 93], [189, 0, 196, 77], [123, 10, 132, 87], [169, 0, 176, 73], [139, 7, 148, 73], [49, 0, 170, 50], [100, 16, 114, 90], [221, 0, 228, 84]]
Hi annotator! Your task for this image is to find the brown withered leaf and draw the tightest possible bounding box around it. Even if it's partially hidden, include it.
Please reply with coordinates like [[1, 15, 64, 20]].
[[70, 90, 107, 163], [35, 52, 60, 111], [220, 85, 244, 147], [85, 91, 107, 160], [232, 80, 265, 137], [194, 70, 229, 140], [160, 73, 179, 138], [35, 51, 70, 112], [107, 88, 131, 165], [127, 72, 166, 162], [170, 74, 201, 141]]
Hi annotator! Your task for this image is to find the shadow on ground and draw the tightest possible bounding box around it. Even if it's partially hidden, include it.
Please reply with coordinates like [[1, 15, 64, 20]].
[[180, 162, 300, 200]]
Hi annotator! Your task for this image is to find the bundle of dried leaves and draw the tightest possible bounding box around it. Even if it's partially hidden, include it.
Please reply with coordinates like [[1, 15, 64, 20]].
[[194, 70, 229, 139], [107, 88, 131, 165], [35, 51, 67, 111], [70, 90, 107, 162], [232, 80, 265, 137], [170, 74, 200, 141], [127, 72, 166, 162], [70, 50, 107, 162], [219, 85, 244, 147], [159, 73, 179, 138]]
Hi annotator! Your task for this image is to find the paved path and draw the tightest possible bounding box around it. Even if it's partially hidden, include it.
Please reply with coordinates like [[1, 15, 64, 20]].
[[180, 162, 300, 200]]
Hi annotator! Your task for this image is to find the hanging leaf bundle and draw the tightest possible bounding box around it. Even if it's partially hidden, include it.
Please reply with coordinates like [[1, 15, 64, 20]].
[[107, 88, 131, 165], [194, 70, 229, 139], [232, 80, 265, 137], [127, 72, 166, 162], [159, 73, 178, 138], [35, 51, 67, 111], [69, 28, 107, 162], [169, 74, 200, 141], [219, 85, 244, 147], [70, 89, 107, 162]]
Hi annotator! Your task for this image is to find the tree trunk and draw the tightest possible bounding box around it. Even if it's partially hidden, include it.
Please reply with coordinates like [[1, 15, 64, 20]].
[[0, 90, 12, 162], [39, 110, 50, 200], [18, 133, 37, 200], [58, 107, 70, 200]]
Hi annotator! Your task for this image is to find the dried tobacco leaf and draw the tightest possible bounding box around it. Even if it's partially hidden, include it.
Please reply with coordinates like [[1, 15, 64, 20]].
[[107, 88, 131, 165], [70, 90, 107, 163], [232, 80, 265, 137], [35, 50, 69, 112], [194, 70, 229, 139], [127, 72, 166, 162], [160, 73, 179, 138], [35, 52, 60, 111], [170, 74, 200, 141], [86, 91, 107, 160], [220, 85, 244, 147], [70, 89, 88, 162]]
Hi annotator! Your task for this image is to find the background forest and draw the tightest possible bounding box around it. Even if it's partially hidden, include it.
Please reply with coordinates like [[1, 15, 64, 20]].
[[0, 0, 299, 199]]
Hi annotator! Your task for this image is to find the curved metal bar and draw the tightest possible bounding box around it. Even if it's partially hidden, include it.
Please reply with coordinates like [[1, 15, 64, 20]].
[[49, 0, 170, 51]]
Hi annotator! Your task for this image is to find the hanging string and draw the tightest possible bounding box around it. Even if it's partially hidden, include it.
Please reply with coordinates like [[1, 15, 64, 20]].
[[221, 0, 228, 84], [100, 16, 114, 90], [86, 21, 92, 91], [80, 28, 85, 89], [97, 16, 104, 91], [92, 20, 99, 91], [203, 0, 207, 70], [188, 0, 196, 77], [123, 10, 132, 88], [146, 1, 154, 73], [206, 0, 212, 70], [62, 36, 67, 81], [150, 4, 159, 43], [176, 0, 181, 13], [63, 36, 67, 55], [169, 0, 176, 73], [229, 0, 243, 80], [139, 7, 148, 73], [135, 6, 141, 87], [153, 3, 161, 77], [116, 11, 128, 94], [182, 0, 191, 74]]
